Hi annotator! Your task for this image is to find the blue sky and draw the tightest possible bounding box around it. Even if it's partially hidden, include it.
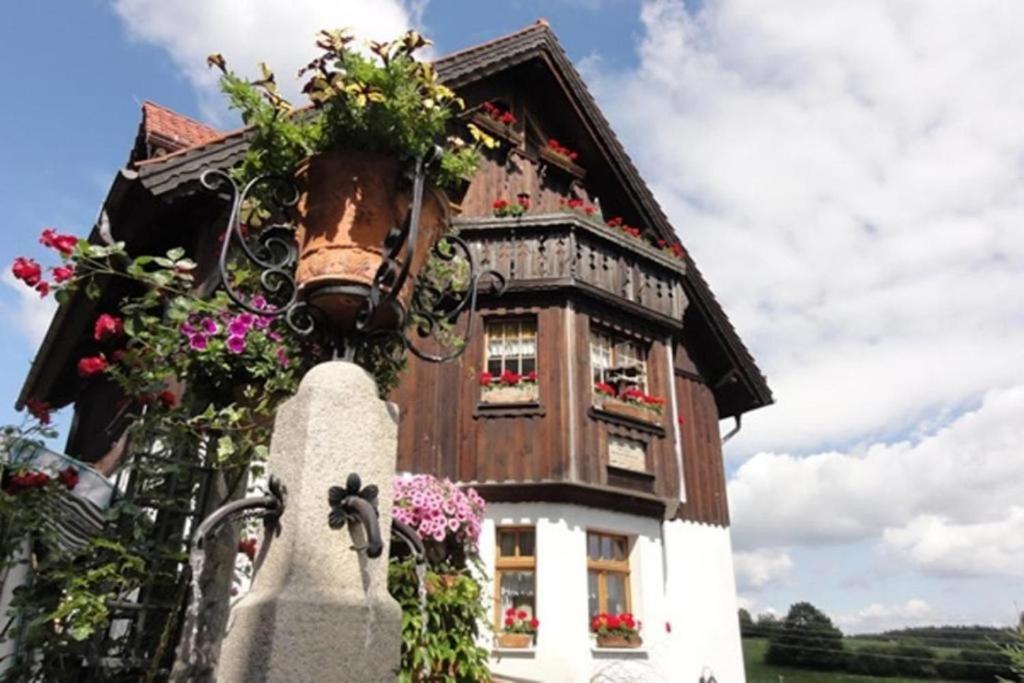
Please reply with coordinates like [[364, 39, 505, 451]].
[[3, 0, 1024, 634]]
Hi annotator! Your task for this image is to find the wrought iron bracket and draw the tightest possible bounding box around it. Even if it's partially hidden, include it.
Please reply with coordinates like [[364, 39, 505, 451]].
[[201, 154, 506, 366], [328, 473, 383, 558], [193, 476, 287, 551]]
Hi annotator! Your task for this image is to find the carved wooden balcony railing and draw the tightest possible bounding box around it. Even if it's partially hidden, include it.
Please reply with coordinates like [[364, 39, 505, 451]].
[[456, 214, 689, 326]]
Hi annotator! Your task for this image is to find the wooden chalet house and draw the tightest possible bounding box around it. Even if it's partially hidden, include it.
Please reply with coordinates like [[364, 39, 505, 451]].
[[18, 21, 772, 683]]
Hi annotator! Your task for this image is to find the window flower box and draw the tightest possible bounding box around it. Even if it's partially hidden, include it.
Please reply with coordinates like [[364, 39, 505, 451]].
[[481, 370, 539, 404], [470, 108, 523, 146], [498, 609, 538, 648], [593, 383, 664, 425], [539, 144, 585, 179], [592, 612, 642, 649], [595, 633, 643, 649]]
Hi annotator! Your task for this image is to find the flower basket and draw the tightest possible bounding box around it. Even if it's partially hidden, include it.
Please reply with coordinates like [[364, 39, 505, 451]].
[[481, 384, 538, 404], [598, 398, 662, 425], [596, 633, 642, 649], [496, 632, 533, 649], [294, 148, 450, 331]]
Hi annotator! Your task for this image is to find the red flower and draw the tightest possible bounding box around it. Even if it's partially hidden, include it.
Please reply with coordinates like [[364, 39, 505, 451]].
[[492, 198, 509, 209], [505, 607, 515, 617], [137, 393, 155, 406], [5, 470, 51, 495], [677, 414, 684, 426], [504, 617, 514, 628], [591, 617, 603, 631], [594, 381, 616, 397], [158, 390, 178, 408], [607, 615, 621, 630], [25, 398, 51, 425], [93, 314, 124, 342], [58, 466, 79, 491], [657, 240, 667, 248], [524, 370, 538, 382], [12, 257, 42, 286], [516, 609, 527, 620], [584, 206, 596, 215], [529, 618, 539, 629], [238, 537, 257, 562], [500, 369, 521, 386], [624, 227, 641, 238], [40, 228, 78, 255], [606, 217, 623, 228], [479, 371, 493, 387], [77, 354, 108, 377], [52, 264, 74, 283], [35, 282, 50, 298], [500, 111, 516, 125]]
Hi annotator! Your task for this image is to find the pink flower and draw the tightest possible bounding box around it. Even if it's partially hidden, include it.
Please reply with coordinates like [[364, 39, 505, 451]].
[[93, 314, 124, 342], [276, 347, 290, 368], [52, 265, 74, 283], [11, 257, 42, 286], [77, 354, 108, 377], [40, 228, 79, 255], [226, 335, 246, 354], [189, 334, 208, 351]]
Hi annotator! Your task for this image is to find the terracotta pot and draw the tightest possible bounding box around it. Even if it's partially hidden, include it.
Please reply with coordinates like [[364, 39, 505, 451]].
[[598, 398, 662, 425], [496, 632, 533, 649], [293, 149, 449, 331], [596, 633, 642, 648]]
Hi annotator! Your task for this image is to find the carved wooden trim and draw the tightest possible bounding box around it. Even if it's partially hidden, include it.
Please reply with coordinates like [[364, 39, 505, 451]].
[[474, 402, 546, 419], [588, 406, 666, 436], [468, 481, 668, 518]]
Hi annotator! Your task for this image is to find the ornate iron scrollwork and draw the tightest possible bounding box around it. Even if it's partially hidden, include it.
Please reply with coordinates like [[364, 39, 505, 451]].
[[201, 156, 505, 363]]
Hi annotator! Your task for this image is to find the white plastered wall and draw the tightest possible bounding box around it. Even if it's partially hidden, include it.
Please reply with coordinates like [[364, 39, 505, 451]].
[[478, 503, 745, 683]]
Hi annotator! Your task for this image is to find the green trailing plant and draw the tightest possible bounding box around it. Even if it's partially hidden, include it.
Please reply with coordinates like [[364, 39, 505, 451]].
[[208, 28, 496, 189]]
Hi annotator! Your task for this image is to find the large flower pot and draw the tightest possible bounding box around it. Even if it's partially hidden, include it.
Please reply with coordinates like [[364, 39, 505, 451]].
[[496, 632, 533, 649], [596, 633, 642, 648], [294, 148, 449, 332]]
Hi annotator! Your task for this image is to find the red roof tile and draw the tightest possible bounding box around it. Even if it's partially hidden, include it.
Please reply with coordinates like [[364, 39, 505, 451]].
[[141, 101, 222, 152]]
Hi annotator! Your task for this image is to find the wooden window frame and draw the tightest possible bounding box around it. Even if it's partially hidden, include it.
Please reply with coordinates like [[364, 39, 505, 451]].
[[494, 526, 537, 628], [590, 327, 649, 391], [485, 318, 538, 376], [586, 530, 632, 617]]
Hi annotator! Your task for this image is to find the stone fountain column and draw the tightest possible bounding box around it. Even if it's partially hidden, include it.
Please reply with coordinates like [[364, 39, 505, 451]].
[[217, 361, 402, 682]]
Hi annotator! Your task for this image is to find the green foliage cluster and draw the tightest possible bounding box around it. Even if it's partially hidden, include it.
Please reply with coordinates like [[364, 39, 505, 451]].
[[210, 28, 491, 189], [389, 559, 490, 682], [766, 602, 847, 671]]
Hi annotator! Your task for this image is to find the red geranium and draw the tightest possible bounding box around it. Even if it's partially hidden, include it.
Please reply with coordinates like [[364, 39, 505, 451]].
[[158, 390, 178, 408], [479, 371, 493, 387], [11, 257, 42, 287], [606, 217, 623, 228], [25, 398, 51, 425], [594, 381, 616, 397], [35, 282, 50, 297], [77, 354, 108, 377], [500, 369, 521, 386], [524, 370, 538, 383], [40, 228, 79, 255], [492, 198, 509, 210], [591, 612, 641, 636], [58, 466, 79, 491], [52, 264, 75, 283], [4, 470, 51, 495], [93, 314, 124, 342], [503, 607, 538, 634]]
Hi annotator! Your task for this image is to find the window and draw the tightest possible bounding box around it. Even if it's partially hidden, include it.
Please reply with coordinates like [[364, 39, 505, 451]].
[[590, 329, 647, 389], [587, 531, 631, 617], [486, 319, 537, 376], [495, 527, 536, 626]]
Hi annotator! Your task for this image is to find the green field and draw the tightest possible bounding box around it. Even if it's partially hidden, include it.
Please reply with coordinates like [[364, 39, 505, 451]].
[[743, 638, 960, 683]]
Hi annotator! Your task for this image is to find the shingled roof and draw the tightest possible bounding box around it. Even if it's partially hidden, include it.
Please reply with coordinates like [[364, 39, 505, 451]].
[[131, 101, 224, 162], [24, 20, 772, 416]]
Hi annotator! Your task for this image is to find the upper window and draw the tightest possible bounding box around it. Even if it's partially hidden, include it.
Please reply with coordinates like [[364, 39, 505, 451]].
[[590, 329, 647, 390], [587, 531, 631, 617], [495, 527, 537, 626], [486, 319, 537, 376]]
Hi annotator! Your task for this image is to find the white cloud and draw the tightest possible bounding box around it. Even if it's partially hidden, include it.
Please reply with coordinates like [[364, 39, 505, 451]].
[[733, 548, 793, 590], [883, 509, 1024, 579], [727, 385, 1024, 579], [110, 0, 424, 125], [1, 272, 57, 349], [586, 0, 1024, 457], [836, 598, 934, 634]]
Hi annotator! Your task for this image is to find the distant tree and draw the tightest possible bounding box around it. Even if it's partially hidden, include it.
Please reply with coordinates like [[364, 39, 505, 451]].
[[765, 602, 846, 671], [738, 608, 754, 637], [755, 612, 781, 639], [998, 615, 1024, 682]]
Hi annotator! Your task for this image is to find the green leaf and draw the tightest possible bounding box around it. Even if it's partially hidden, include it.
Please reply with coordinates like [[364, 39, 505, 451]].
[[216, 436, 235, 463]]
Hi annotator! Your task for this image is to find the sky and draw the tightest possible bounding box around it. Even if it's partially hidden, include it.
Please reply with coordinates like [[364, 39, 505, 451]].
[[2, 0, 1023, 635]]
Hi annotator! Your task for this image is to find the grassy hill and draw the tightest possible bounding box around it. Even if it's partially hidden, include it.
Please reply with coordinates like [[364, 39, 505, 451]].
[[743, 638, 961, 683]]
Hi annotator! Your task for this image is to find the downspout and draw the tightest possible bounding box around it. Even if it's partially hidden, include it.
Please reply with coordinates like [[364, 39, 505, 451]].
[[721, 415, 742, 444]]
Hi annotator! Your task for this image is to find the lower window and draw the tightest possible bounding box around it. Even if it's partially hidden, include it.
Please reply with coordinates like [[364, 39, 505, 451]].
[[586, 531, 631, 616], [495, 527, 536, 624]]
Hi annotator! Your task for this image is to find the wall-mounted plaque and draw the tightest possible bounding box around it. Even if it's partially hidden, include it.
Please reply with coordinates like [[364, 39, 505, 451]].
[[608, 436, 647, 472]]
